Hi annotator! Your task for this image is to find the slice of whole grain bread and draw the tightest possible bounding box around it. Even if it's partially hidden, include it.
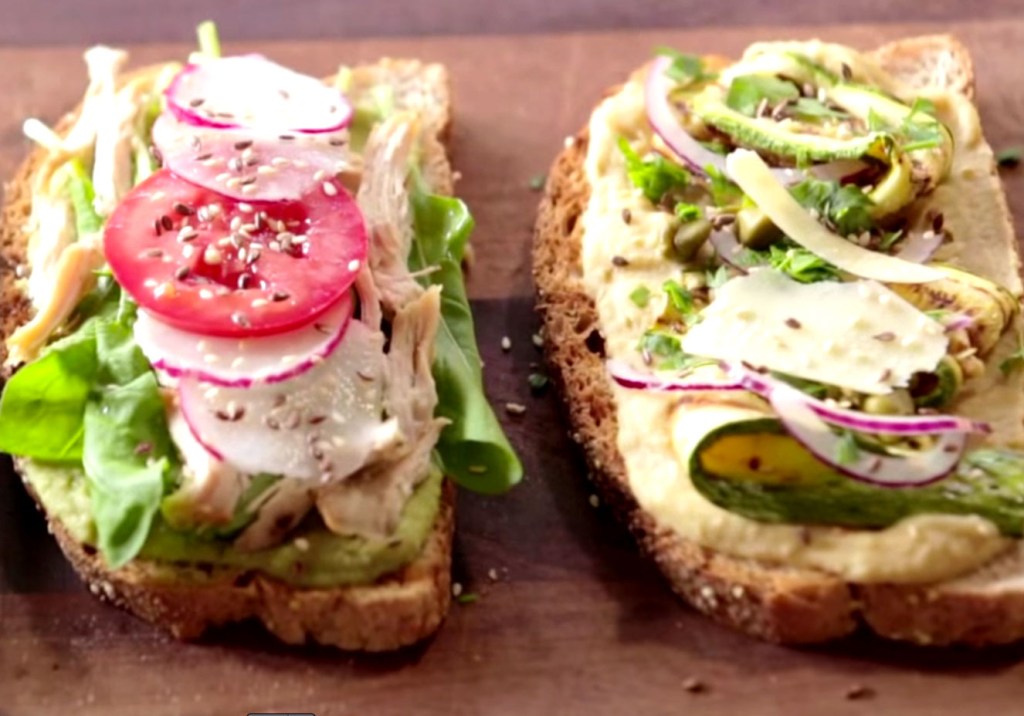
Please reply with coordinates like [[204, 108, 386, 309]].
[[533, 35, 1024, 646], [1, 58, 457, 651]]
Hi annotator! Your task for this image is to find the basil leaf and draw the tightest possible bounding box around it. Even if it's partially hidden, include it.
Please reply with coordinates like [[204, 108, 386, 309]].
[[409, 189, 523, 494], [0, 323, 99, 461], [654, 47, 717, 86], [726, 75, 800, 117], [84, 371, 173, 569]]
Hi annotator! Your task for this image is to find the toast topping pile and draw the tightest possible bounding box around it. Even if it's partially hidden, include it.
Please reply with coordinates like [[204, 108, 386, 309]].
[[0, 24, 520, 577], [580, 40, 1024, 582]]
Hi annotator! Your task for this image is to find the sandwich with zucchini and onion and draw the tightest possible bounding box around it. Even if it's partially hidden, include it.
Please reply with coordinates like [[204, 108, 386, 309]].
[[535, 35, 1024, 645], [0, 23, 520, 650]]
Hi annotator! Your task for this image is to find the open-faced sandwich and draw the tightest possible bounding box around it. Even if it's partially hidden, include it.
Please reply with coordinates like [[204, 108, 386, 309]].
[[0, 22, 520, 650], [534, 35, 1024, 645]]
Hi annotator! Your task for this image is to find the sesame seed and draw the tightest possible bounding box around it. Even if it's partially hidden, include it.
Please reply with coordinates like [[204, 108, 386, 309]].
[[621, 208, 632, 224], [271, 290, 290, 302], [177, 226, 198, 242], [682, 678, 707, 694], [199, 289, 214, 299], [233, 139, 253, 151], [279, 134, 295, 141], [347, 259, 360, 272], [153, 218, 163, 236], [226, 177, 242, 189], [293, 537, 310, 552], [241, 184, 257, 195], [313, 169, 328, 182], [182, 245, 195, 259], [452, 582, 463, 597], [501, 336, 512, 351], [189, 97, 205, 107], [874, 331, 896, 342], [532, 332, 544, 348], [140, 247, 164, 259], [174, 266, 190, 280], [203, 245, 223, 264], [844, 685, 874, 701], [588, 494, 600, 508], [251, 298, 269, 308], [231, 311, 250, 328], [214, 172, 231, 183], [256, 165, 276, 176], [841, 63, 853, 81], [785, 317, 802, 329], [239, 176, 257, 186], [237, 202, 254, 213], [271, 156, 289, 167], [322, 181, 338, 197], [505, 402, 527, 415], [612, 255, 629, 267], [160, 215, 174, 231], [195, 152, 213, 162]]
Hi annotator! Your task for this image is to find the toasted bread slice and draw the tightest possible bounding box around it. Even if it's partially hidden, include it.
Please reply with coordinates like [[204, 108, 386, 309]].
[[534, 35, 1024, 646], [2, 59, 457, 651]]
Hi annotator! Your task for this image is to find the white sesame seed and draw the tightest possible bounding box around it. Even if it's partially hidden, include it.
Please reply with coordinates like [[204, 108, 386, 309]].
[[563, 135, 575, 148], [225, 177, 242, 189], [322, 181, 338, 197], [203, 245, 223, 265], [293, 537, 310, 552], [452, 582, 463, 597], [251, 298, 269, 308], [237, 202, 254, 213], [177, 226, 198, 242], [256, 165, 276, 175], [347, 259, 360, 272], [241, 184, 257, 195], [313, 169, 328, 182], [204, 354, 219, 364], [488, 568, 499, 581], [505, 402, 527, 415], [143, 278, 158, 288], [271, 157, 289, 167], [588, 494, 600, 508], [214, 172, 231, 183], [199, 289, 214, 299], [532, 333, 544, 348], [231, 356, 245, 369], [182, 245, 195, 259], [501, 336, 511, 351]]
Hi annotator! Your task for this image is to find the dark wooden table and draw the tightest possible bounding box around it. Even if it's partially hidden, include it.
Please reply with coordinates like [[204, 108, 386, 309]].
[[4, 14, 1024, 716]]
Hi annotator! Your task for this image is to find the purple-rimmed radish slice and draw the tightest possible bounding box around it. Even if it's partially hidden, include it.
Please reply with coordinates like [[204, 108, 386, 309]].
[[135, 292, 354, 388], [152, 114, 358, 202], [768, 383, 967, 487], [166, 55, 352, 134], [179, 319, 399, 481]]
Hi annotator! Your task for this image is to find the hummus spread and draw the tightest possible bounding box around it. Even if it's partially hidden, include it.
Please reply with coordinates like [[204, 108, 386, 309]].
[[579, 42, 1024, 583]]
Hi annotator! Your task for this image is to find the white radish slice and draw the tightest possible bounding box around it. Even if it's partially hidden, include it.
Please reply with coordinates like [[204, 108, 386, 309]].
[[152, 114, 357, 202], [135, 292, 354, 388], [165, 55, 352, 134], [179, 319, 401, 482]]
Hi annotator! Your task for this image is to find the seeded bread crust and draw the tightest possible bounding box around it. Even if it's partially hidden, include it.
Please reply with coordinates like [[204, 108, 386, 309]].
[[2, 59, 457, 651], [534, 35, 1024, 646]]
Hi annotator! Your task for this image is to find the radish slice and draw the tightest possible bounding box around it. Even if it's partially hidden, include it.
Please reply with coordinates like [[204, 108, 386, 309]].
[[607, 360, 990, 435], [152, 114, 357, 202], [769, 382, 967, 487], [165, 55, 352, 134], [135, 292, 354, 388], [179, 319, 399, 481]]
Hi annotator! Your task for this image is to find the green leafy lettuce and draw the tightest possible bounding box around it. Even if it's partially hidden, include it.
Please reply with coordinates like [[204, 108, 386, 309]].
[[408, 185, 523, 494], [0, 294, 175, 568]]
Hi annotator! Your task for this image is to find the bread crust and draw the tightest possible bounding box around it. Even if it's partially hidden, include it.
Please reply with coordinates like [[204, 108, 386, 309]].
[[533, 35, 1024, 646], [2, 58, 458, 650]]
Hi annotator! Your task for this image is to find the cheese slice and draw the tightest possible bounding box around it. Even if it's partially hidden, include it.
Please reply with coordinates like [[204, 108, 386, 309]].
[[726, 149, 944, 284], [681, 268, 947, 394]]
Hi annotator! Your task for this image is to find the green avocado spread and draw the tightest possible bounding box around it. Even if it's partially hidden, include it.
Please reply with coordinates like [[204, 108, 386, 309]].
[[22, 460, 442, 588]]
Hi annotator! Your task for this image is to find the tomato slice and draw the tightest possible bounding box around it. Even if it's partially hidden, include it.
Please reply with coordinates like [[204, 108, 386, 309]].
[[104, 169, 367, 337]]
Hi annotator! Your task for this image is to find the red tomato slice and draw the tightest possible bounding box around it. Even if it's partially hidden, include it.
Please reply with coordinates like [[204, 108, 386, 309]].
[[104, 168, 367, 337]]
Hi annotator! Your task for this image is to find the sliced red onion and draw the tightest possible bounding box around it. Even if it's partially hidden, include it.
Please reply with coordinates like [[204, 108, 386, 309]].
[[708, 228, 757, 273], [607, 359, 742, 392], [166, 55, 352, 134], [895, 227, 943, 263], [152, 114, 356, 202], [136, 293, 354, 388], [645, 56, 858, 186], [607, 360, 989, 435], [178, 319, 398, 481], [769, 382, 966, 487], [943, 313, 975, 333]]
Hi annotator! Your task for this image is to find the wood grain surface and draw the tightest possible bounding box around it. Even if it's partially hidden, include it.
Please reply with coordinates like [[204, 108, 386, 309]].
[[4, 20, 1024, 716]]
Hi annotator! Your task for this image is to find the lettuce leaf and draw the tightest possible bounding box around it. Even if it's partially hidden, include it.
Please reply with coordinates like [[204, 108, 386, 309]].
[[408, 188, 523, 494], [0, 297, 174, 567]]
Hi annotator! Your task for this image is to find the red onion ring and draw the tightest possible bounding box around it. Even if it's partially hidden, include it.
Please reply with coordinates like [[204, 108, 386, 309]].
[[895, 227, 944, 263]]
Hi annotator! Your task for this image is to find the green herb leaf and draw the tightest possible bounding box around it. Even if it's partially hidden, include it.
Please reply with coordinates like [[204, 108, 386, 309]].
[[705, 265, 731, 289], [788, 97, 850, 122], [638, 330, 716, 372], [726, 75, 800, 117], [409, 186, 523, 494], [1000, 343, 1024, 376], [629, 284, 652, 308], [617, 137, 690, 204], [766, 245, 841, 283], [790, 177, 874, 237], [662, 279, 695, 315], [674, 202, 703, 222], [878, 229, 904, 252], [704, 164, 742, 208], [527, 372, 549, 393], [655, 47, 717, 85], [835, 430, 861, 465], [456, 592, 480, 604], [997, 146, 1023, 168]]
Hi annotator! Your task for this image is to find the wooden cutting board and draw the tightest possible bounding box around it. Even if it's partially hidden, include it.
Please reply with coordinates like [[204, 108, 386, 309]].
[[4, 21, 1024, 716]]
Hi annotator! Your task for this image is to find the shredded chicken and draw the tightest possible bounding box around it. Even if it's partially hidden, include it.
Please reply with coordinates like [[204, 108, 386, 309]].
[[354, 264, 383, 331], [316, 287, 447, 538], [356, 113, 424, 313], [234, 478, 314, 552], [164, 394, 247, 527], [6, 241, 103, 365], [25, 195, 76, 306], [91, 70, 150, 217]]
